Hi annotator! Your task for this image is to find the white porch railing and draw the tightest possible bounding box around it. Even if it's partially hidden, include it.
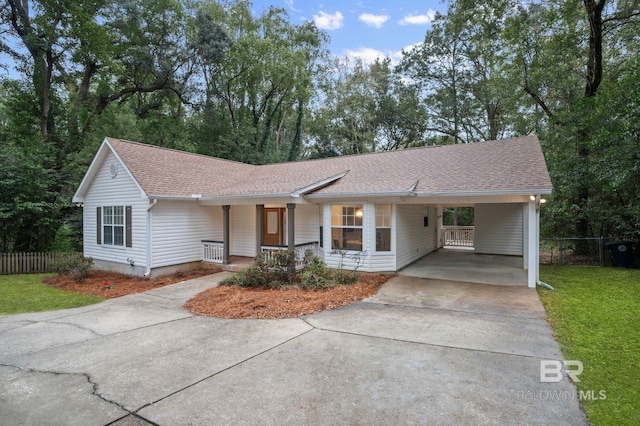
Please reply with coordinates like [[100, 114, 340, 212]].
[[202, 240, 224, 263], [261, 241, 318, 270], [442, 226, 475, 247]]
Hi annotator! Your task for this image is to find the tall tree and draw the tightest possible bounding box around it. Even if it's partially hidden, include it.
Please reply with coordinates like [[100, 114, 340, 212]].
[[505, 0, 640, 239], [190, 0, 327, 163], [1, 0, 195, 251], [308, 57, 427, 157], [399, 1, 515, 143]]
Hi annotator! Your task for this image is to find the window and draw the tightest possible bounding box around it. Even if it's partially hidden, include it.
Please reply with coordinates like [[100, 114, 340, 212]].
[[103, 206, 125, 246], [376, 204, 391, 251], [331, 205, 363, 251]]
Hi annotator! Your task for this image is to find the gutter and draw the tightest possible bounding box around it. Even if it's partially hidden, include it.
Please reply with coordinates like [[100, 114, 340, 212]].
[[147, 193, 293, 201], [144, 198, 158, 277], [538, 281, 554, 291], [411, 188, 553, 197], [305, 190, 417, 199]]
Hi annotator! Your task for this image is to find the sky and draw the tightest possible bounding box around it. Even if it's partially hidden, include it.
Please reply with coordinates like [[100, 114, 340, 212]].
[[251, 0, 446, 64]]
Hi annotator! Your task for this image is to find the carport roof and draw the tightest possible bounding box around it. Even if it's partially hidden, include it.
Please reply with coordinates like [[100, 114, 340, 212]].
[[74, 135, 552, 202]]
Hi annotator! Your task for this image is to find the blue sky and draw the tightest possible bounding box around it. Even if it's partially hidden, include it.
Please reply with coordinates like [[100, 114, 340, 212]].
[[252, 0, 446, 64]]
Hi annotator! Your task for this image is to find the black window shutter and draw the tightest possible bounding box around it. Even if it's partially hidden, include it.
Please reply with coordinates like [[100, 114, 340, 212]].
[[125, 206, 132, 248], [96, 207, 102, 245]]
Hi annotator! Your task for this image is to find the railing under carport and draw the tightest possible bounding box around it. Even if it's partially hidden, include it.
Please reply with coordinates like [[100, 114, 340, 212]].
[[442, 226, 474, 247]]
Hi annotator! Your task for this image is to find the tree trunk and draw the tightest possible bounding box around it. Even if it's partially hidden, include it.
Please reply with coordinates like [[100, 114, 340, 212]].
[[574, 0, 605, 253]]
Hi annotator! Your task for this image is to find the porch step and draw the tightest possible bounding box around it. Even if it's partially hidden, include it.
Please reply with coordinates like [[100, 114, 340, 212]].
[[217, 256, 254, 273]]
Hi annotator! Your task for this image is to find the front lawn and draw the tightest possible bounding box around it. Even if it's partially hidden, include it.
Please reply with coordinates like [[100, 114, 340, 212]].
[[538, 265, 640, 425], [0, 274, 105, 315]]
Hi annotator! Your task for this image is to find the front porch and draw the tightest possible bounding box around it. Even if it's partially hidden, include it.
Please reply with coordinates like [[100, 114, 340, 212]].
[[202, 240, 319, 271]]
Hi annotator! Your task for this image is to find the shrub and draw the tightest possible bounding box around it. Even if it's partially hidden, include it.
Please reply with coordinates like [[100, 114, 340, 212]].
[[332, 269, 357, 285], [299, 255, 333, 290], [221, 251, 294, 288], [54, 255, 94, 283]]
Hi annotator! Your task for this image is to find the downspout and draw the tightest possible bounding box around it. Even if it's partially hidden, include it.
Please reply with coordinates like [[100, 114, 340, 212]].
[[144, 199, 158, 277]]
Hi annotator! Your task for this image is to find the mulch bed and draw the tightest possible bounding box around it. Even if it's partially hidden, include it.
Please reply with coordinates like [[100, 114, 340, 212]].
[[43, 268, 393, 319], [184, 273, 393, 319], [43, 267, 221, 298]]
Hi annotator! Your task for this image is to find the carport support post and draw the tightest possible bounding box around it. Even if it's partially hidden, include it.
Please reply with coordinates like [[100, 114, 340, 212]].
[[222, 205, 230, 265], [287, 203, 296, 273], [526, 200, 539, 288]]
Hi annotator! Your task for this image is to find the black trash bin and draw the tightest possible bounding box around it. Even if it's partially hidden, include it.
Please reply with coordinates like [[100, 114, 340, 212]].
[[606, 241, 635, 268]]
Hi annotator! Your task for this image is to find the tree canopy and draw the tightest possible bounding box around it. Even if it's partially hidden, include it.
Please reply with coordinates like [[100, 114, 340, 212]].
[[1, 0, 638, 251]]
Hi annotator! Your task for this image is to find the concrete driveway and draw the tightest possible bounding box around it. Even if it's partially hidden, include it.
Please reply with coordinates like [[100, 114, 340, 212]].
[[0, 273, 587, 425]]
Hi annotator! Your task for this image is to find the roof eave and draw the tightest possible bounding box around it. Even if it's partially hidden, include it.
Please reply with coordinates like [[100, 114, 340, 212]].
[[413, 188, 553, 197], [147, 192, 294, 201], [304, 190, 416, 199], [290, 171, 348, 197]]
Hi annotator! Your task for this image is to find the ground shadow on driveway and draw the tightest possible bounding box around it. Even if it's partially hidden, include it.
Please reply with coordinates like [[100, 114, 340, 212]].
[[0, 273, 588, 425]]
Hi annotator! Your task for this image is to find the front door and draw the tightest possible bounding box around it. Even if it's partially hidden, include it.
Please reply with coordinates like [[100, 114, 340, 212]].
[[263, 208, 284, 246]]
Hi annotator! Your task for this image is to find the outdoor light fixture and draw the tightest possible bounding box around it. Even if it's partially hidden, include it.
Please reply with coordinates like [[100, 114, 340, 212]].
[[530, 195, 536, 201], [540, 198, 547, 204], [356, 209, 363, 217]]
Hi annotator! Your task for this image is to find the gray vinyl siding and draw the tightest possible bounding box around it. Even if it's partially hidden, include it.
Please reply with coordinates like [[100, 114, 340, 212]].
[[151, 201, 222, 268], [294, 204, 320, 245], [82, 152, 148, 267], [396, 205, 434, 270], [230, 205, 256, 257], [475, 203, 524, 255]]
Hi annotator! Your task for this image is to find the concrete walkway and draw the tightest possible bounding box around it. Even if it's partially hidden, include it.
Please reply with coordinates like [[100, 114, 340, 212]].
[[0, 273, 587, 425], [400, 248, 529, 286]]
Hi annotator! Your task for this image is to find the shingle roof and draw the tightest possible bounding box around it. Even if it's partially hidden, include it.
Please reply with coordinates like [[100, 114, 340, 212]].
[[105, 135, 551, 199]]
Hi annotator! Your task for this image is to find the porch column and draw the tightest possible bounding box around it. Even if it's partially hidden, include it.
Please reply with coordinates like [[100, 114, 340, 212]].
[[222, 205, 230, 265], [256, 204, 264, 255], [287, 203, 296, 273], [526, 199, 539, 288], [287, 203, 296, 250]]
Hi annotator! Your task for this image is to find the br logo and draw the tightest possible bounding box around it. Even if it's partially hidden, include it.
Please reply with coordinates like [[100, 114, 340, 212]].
[[540, 360, 584, 383]]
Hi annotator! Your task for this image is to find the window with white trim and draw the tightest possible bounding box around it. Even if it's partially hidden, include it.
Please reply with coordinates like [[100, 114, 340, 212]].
[[376, 204, 391, 251], [331, 205, 363, 251], [103, 206, 125, 246]]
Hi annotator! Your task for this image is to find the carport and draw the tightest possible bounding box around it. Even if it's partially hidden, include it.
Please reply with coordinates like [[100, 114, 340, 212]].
[[400, 248, 528, 286], [405, 197, 543, 287]]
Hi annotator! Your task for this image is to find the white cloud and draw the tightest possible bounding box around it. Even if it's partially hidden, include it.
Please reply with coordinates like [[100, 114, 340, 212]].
[[343, 47, 404, 66], [398, 9, 436, 26], [313, 11, 344, 30], [344, 47, 386, 65], [358, 13, 390, 29], [401, 41, 424, 54], [284, 0, 301, 13]]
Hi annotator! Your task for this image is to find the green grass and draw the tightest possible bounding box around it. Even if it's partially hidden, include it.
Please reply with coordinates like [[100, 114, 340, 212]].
[[0, 274, 104, 315], [538, 265, 640, 425]]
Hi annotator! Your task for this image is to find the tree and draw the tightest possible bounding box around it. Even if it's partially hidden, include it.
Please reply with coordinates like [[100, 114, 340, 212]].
[[0, 0, 195, 251], [307, 57, 427, 157], [505, 0, 640, 239], [399, 1, 515, 144], [190, 0, 327, 164]]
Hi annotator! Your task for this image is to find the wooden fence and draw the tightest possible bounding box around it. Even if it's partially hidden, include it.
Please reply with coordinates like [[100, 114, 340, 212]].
[[0, 252, 83, 275]]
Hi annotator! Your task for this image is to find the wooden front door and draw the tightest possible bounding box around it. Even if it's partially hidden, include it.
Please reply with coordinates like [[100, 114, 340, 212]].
[[263, 208, 284, 246]]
